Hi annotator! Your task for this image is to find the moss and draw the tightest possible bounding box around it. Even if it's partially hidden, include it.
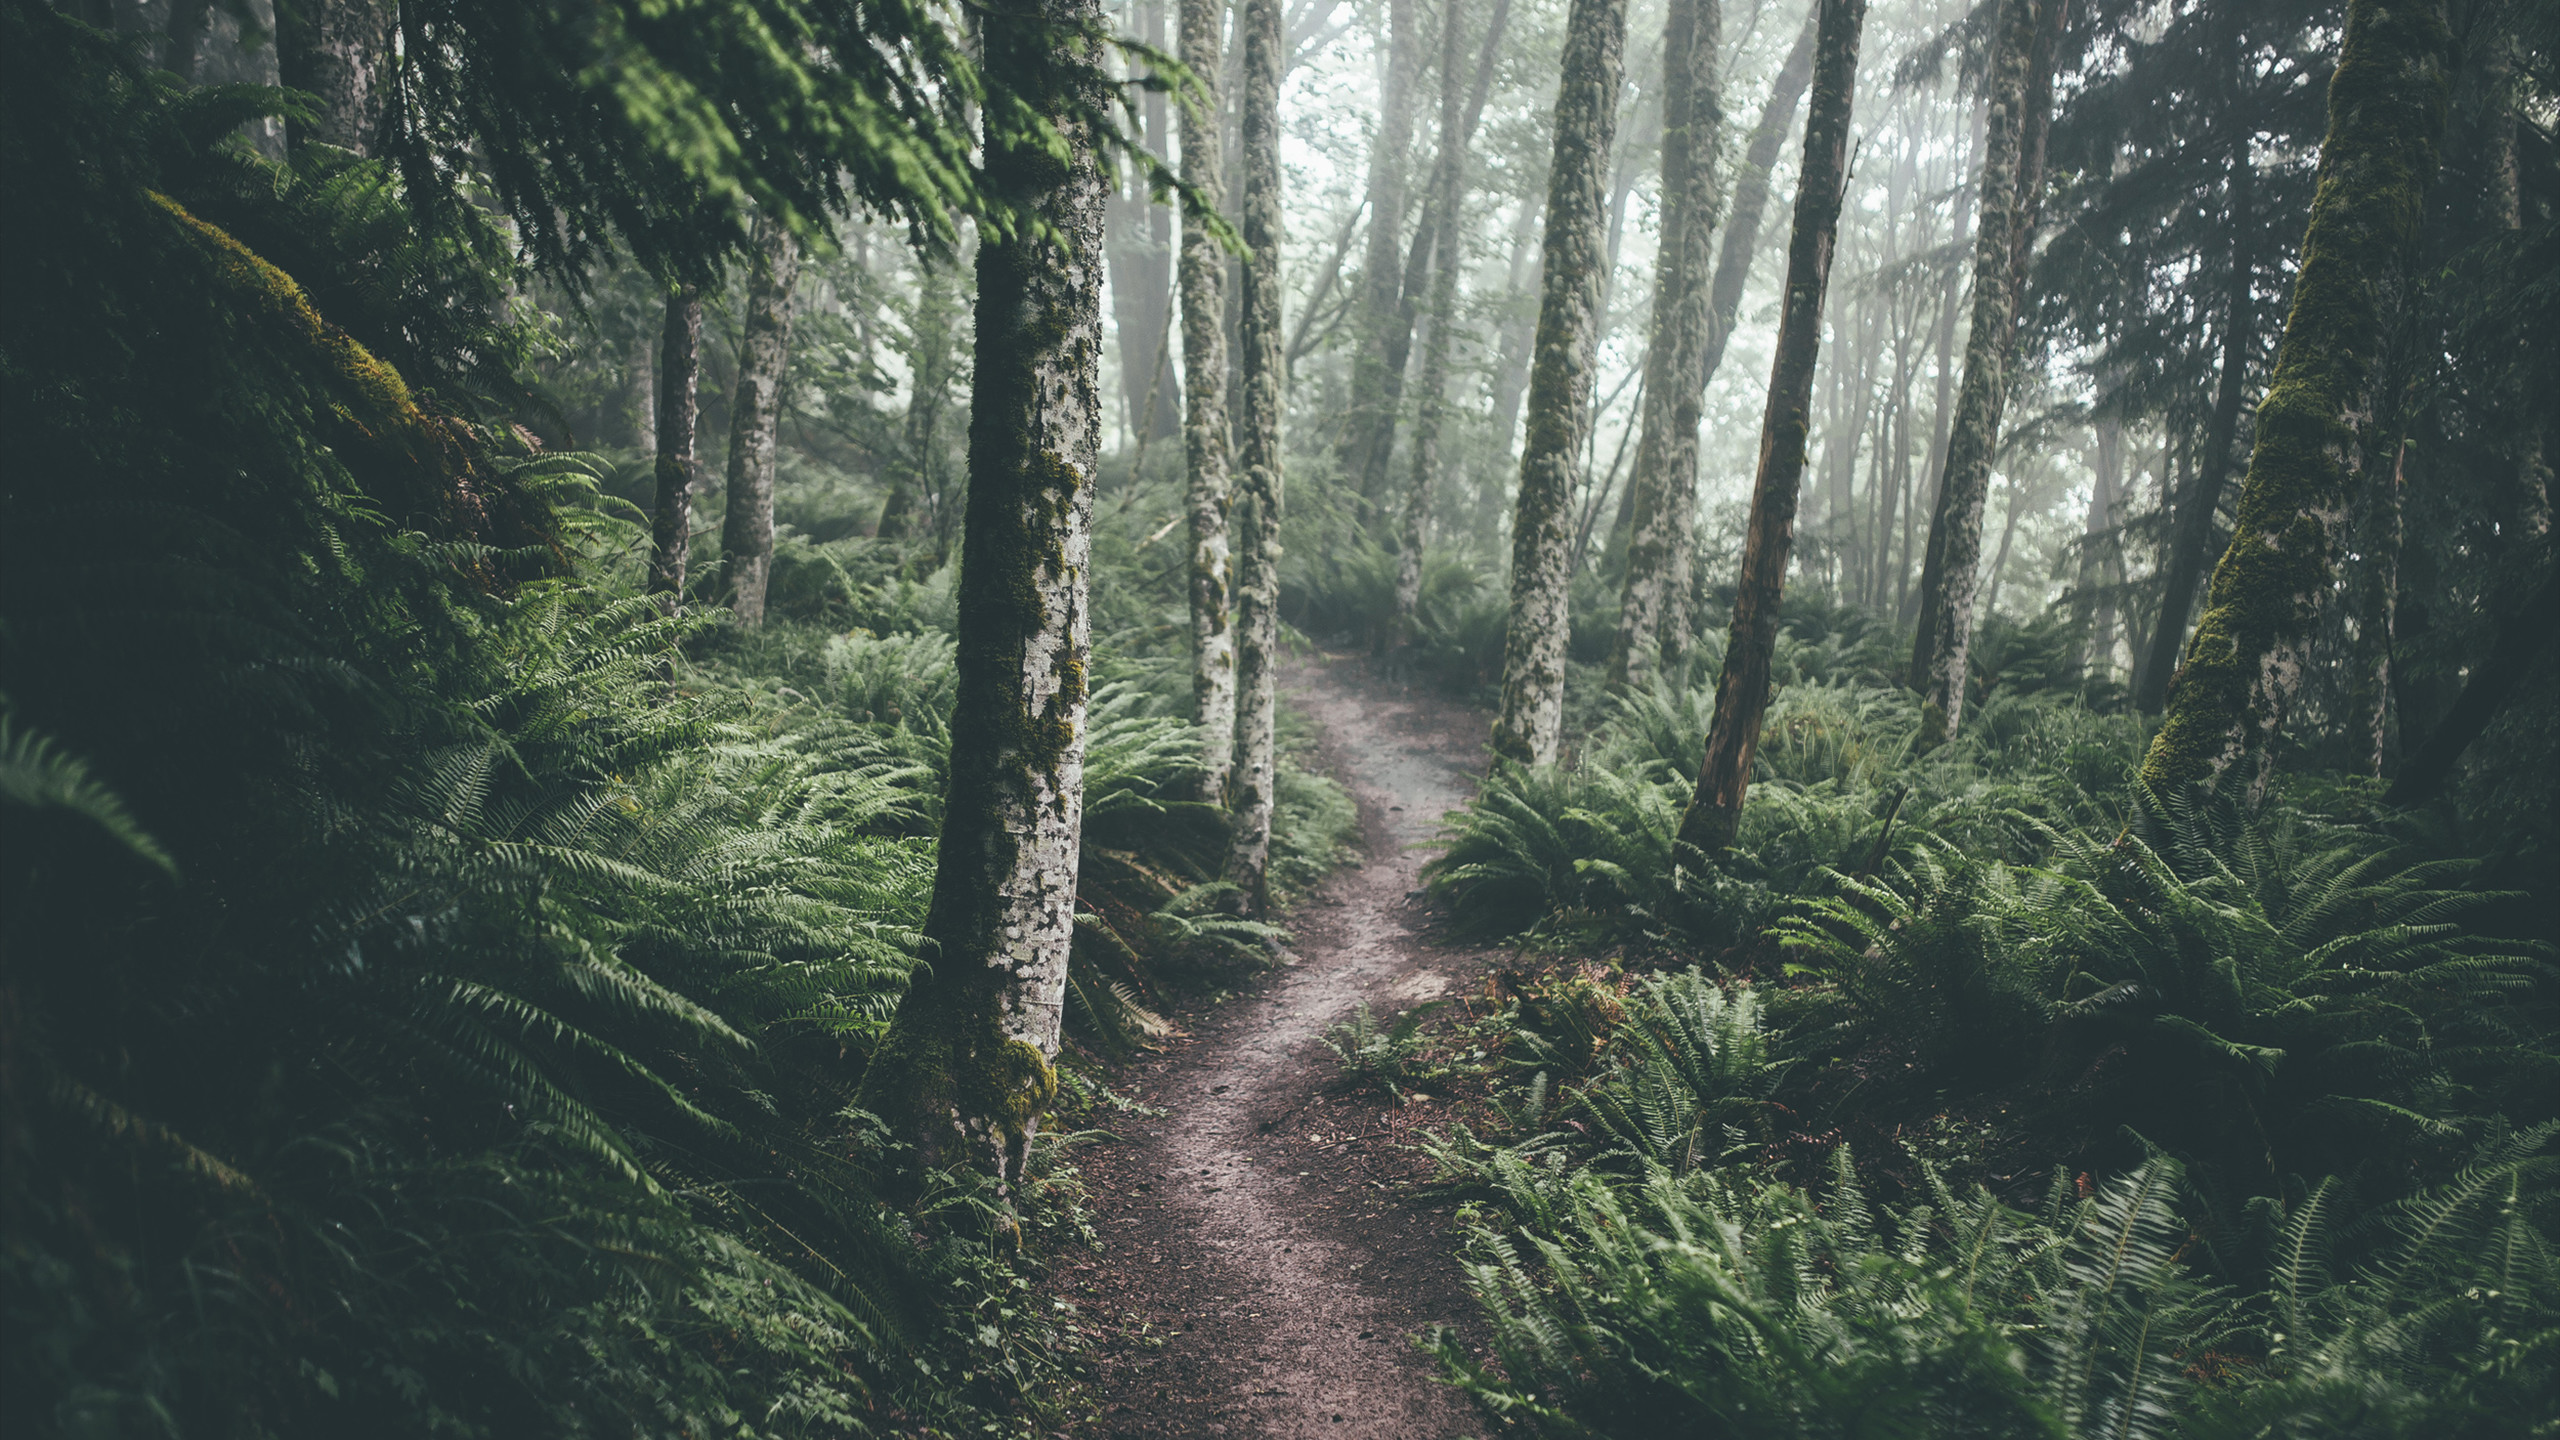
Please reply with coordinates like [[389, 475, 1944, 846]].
[[2138, 0, 2450, 796]]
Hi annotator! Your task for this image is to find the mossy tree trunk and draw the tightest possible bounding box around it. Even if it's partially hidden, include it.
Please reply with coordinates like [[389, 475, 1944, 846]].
[[1335, 0, 1425, 494], [1605, 0, 1724, 692], [1652, 10, 1816, 662], [2138, 0, 2452, 801], [718, 217, 801, 628], [1179, 0, 1237, 803], [858, 0, 1109, 1190], [646, 285, 702, 617], [1675, 0, 1864, 855], [1491, 0, 1630, 767], [1906, 0, 2044, 747], [1393, 0, 1514, 646], [1225, 0, 1286, 911]]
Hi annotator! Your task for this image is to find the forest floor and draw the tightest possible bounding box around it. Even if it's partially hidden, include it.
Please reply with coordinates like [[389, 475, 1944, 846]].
[[1052, 652, 1503, 1440]]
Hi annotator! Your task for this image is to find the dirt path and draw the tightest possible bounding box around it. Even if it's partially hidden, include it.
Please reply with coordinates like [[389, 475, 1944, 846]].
[[1056, 654, 1492, 1440]]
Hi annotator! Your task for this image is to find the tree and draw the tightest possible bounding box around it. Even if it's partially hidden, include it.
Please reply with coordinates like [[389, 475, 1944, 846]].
[[1677, 0, 1865, 855], [1226, 0, 1287, 910], [1907, 0, 2050, 746], [1604, 0, 1725, 692], [2140, 0, 2454, 800], [1336, 0, 1427, 494], [1490, 0, 1632, 767], [718, 216, 802, 627], [1109, 0, 1182, 444], [1393, 0, 1515, 646], [279, 0, 397, 154], [647, 285, 703, 616], [858, 0, 1112, 1184], [1180, 0, 1237, 802]]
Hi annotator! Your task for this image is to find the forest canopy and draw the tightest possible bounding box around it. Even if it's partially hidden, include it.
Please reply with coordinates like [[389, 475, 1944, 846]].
[[2, 0, 2553, 1435]]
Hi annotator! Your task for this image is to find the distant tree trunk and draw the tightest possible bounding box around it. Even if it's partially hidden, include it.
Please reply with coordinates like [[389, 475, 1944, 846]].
[[1906, 0, 2044, 746], [1180, 0, 1237, 803], [1607, 0, 1724, 690], [620, 326, 658, 455], [858, 0, 1109, 1188], [1108, 0, 1181, 445], [2386, 567, 2559, 805], [278, 0, 392, 155], [1677, 0, 1864, 854], [2081, 416, 2122, 676], [2139, 0, 2452, 801], [1980, 465, 2030, 621], [647, 286, 703, 616], [2135, 146, 2257, 712], [1490, 0, 1630, 767], [1336, 0, 1426, 489], [1226, 0, 1287, 910], [1486, 198, 1544, 461], [719, 218, 801, 628], [1394, 0, 1516, 644]]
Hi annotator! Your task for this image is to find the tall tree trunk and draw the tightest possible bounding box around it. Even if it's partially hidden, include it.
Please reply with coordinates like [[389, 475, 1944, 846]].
[[277, 0, 392, 155], [1106, 1, 1180, 444], [647, 286, 703, 616], [1980, 464, 2030, 620], [1490, 0, 1631, 766], [1906, 0, 2044, 746], [859, 0, 1110, 1188], [2385, 566, 2560, 805], [1394, 0, 1517, 644], [2134, 142, 2258, 712], [2082, 415, 2122, 676], [620, 325, 657, 455], [1226, 0, 1287, 910], [718, 218, 801, 628], [1486, 198, 1544, 462], [2139, 0, 2452, 801], [1606, 0, 1724, 690], [1180, 0, 1237, 803], [1336, 0, 1426, 487], [1677, 0, 1865, 853], [2346, 437, 2406, 775]]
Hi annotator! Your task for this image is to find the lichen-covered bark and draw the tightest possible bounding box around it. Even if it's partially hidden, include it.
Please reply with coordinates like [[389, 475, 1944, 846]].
[[1335, 0, 1425, 489], [1907, 0, 2042, 747], [1491, 0, 1629, 767], [859, 0, 1108, 1191], [1225, 0, 1287, 911], [1607, 0, 1724, 692], [1677, 0, 1863, 855], [1179, 0, 1237, 803], [718, 218, 801, 628], [2139, 0, 2451, 801], [646, 287, 702, 617], [1394, 0, 1515, 646]]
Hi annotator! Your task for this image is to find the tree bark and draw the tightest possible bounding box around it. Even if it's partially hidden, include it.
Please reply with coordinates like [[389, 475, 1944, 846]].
[[647, 286, 703, 617], [1490, 0, 1630, 767], [1335, 0, 1426, 488], [1906, 0, 2044, 746], [2139, 0, 2452, 801], [1225, 0, 1287, 911], [859, 0, 1109, 1189], [1675, 0, 1863, 854], [1393, 0, 1516, 644], [2385, 567, 2559, 805], [1180, 0, 1237, 804], [718, 217, 801, 628], [278, 0, 392, 155], [1606, 0, 1725, 690], [2134, 137, 2258, 713], [2081, 415, 2122, 677]]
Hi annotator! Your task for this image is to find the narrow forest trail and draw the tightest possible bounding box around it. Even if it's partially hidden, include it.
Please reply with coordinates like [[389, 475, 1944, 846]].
[[1057, 654, 1493, 1440]]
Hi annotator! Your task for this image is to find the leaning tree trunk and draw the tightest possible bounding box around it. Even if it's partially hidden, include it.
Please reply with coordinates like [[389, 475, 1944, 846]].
[[647, 286, 703, 616], [857, 0, 1109, 1190], [1490, 0, 1631, 767], [1676, 0, 1864, 854], [719, 217, 802, 628], [2139, 0, 2452, 801], [2135, 139, 2258, 713], [1179, 0, 1237, 803], [1226, 0, 1287, 911], [1394, 0, 1515, 644], [1335, 0, 1425, 490], [1606, 0, 1724, 691], [1906, 0, 2043, 747]]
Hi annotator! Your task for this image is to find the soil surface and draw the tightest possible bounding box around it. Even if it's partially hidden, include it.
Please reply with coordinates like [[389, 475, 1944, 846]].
[[1054, 653, 1499, 1440]]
